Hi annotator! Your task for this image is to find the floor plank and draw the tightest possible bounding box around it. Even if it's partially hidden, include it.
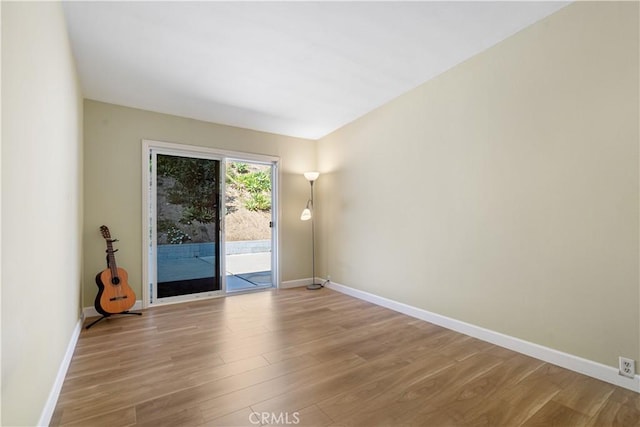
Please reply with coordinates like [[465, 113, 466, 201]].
[[51, 288, 640, 426]]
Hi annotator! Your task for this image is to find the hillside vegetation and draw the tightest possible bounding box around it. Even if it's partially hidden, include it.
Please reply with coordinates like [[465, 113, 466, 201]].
[[156, 157, 272, 244], [225, 162, 272, 241]]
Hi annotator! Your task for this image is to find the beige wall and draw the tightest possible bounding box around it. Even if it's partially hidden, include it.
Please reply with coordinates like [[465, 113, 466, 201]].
[[1, 3, 637, 423], [1, 2, 84, 425], [317, 1, 639, 368], [83, 100, 315, 308]]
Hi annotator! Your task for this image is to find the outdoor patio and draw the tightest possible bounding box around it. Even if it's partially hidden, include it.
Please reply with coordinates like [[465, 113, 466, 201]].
[[156, 241, 272, 295]]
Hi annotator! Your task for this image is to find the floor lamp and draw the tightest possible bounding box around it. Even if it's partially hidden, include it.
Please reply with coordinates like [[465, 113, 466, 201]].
[[301, 171, 322, 290]]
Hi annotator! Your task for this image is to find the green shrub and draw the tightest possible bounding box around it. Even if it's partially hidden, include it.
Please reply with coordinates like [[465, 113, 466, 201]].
[[244, 192, 271, 211], [237, 170, 271, 194], [166, 226, 191, 244], [235, 163, 249, 174]]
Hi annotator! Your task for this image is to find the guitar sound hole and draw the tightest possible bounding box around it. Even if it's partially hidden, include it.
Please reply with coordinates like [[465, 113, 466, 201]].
[[111, 277, 121, 285]]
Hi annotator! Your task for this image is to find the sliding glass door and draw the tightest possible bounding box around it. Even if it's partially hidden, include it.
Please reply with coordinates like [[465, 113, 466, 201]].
[[151, 151, 222, 303], [143, 140, 279, 307]]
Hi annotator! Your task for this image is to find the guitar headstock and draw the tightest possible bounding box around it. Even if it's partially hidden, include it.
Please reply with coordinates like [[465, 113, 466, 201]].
[[100, 225, 112, 240]]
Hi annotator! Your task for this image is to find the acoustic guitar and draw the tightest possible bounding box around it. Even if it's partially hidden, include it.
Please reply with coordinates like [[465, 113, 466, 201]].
[[94, 225, 136, 315]]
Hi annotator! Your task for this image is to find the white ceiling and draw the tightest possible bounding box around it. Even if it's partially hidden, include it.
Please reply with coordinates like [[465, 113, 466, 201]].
[[63, 1, 568, 140]]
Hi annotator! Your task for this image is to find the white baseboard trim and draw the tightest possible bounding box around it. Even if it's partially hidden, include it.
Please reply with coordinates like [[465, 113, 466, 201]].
[[325, 281, 640, 393], [281, 277, 320, 289], [82, 281, 320, 313], [83, 300, 144, 318], [38, 317, 83, 426]]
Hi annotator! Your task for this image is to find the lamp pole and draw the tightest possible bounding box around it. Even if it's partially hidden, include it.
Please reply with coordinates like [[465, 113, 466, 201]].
[[309, 180, 318, 289], [302, 172, 322, 290]]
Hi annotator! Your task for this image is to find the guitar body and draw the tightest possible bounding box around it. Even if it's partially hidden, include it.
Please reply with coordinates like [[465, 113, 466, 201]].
[[94, 225, 137, 316], [95, 267, 136, 315]]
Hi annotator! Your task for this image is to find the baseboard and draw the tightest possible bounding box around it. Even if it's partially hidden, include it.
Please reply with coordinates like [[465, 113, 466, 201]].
[[325, 281, 640, 393], [38, 316, 83, 426], [83, 300, 144, 318], [81, 282, 316, 312], [280, 277, 321, 289]]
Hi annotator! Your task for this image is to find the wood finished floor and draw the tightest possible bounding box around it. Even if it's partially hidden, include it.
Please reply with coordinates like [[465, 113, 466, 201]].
[[51, 288, 640, 426]]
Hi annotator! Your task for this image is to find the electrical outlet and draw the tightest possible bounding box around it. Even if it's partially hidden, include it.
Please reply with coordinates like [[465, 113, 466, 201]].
[[619, 357, 635, 378]]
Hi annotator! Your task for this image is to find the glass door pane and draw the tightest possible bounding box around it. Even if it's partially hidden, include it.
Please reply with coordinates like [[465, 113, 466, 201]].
[[225, 161, 273, 292], [155, 154, 220, 299]]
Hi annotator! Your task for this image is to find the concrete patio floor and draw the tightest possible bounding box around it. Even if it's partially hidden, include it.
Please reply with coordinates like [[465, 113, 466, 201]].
[[157, 252, 272, 292]]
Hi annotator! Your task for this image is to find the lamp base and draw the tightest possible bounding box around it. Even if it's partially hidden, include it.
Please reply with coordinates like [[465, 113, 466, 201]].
[[306, 283, 323, 290]]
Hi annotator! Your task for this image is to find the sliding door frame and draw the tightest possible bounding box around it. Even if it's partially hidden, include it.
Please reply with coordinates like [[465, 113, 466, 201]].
[[141, 139, 280, 308]]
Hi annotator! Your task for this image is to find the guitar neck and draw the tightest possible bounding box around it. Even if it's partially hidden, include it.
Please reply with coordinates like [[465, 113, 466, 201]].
[[105, 239, 119, 279]]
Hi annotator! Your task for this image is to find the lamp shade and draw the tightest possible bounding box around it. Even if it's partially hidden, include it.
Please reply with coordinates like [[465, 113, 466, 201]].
[[301, 199, 312, 221], [303, 171, 320, 182], [300, 208, 312, 221]]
